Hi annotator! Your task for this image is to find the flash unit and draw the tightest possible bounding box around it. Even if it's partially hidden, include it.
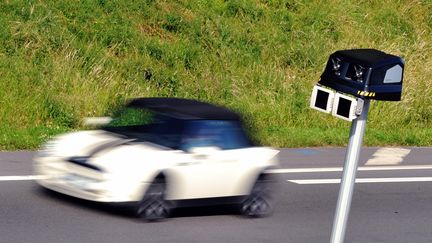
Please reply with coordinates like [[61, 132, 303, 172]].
[[332, 93, 359, 121], [310, 85, 364, 121], [310, 85, 335, 113]]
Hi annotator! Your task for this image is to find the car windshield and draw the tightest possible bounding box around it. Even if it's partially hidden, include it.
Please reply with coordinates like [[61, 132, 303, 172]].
[[180, 120, 252, 151], [103, 108, 184, 149], [102, 108, 253, 151]]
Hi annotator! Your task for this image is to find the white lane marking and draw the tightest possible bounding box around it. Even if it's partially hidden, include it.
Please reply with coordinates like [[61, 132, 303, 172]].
[[268, 165, 432, 174], [365, 147, 411, 165], [289, 177, 432, 184], [0, 175, 49, 181], [0, 164, 431, 181]]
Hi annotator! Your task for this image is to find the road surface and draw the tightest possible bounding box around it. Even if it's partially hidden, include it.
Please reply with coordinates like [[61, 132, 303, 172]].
[[0, 147, 431, 243]]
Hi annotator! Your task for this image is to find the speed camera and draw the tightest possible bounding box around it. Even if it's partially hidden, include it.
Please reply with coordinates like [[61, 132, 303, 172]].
[[318, 49, 404, 101]]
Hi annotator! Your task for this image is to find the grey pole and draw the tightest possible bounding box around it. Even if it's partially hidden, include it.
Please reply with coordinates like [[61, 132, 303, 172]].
[[330, 99, 370, 243]]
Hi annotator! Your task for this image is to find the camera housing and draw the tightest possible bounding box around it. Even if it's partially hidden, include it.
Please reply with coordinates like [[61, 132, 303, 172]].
[[318, 49, 404, 101]]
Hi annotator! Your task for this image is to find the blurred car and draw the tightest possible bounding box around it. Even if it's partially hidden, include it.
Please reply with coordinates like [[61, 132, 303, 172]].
[[34, 97, 279, 220]]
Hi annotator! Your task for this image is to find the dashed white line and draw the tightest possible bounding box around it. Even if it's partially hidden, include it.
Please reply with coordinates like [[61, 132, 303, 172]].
[[288, 177, 432, 184], [0, 175, 49, 181], [365, 147, 411, 165], [268, 165, 432, 174], [1, 165, 431, 181]]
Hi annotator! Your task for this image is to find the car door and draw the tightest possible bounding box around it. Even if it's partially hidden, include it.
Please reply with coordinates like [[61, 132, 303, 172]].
[[165, 120, 255, 200]]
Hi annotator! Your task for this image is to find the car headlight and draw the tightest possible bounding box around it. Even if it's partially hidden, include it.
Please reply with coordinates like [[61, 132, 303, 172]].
[[64, 173, 103, 191]]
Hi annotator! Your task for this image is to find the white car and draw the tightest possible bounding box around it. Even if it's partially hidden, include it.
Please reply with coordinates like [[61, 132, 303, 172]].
[[34, 98, 279, 220]]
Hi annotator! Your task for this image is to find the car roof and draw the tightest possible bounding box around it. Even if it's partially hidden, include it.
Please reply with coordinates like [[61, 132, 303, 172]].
[[126, 97, 242, 121]]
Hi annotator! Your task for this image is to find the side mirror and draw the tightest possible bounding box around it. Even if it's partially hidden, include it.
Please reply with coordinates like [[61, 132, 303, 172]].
[[82, 117, 112, 126]]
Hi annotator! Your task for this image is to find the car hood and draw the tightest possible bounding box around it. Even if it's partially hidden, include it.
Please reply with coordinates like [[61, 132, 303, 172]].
[[42, 130, 132, 158]]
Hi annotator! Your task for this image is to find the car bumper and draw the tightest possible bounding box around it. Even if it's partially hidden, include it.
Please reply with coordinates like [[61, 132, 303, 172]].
[[34, 155, 145, 203]]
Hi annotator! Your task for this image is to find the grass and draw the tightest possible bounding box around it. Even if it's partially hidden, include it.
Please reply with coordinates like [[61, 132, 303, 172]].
[[0, 0, 431, 150]]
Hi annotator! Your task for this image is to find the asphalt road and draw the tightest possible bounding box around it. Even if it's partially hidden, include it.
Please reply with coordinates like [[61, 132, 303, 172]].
[[1, 147, 432, 243]]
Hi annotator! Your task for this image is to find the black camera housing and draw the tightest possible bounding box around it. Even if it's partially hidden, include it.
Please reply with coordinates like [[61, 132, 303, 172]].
[[318, 49, 404, 101]]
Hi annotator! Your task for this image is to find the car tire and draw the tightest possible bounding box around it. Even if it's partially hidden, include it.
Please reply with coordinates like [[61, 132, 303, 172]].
[[136, 178, 171, 221], [240, 176, 274, 217]]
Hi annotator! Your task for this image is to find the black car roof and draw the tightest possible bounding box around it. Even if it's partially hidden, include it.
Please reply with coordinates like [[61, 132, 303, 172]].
[[126, 97, 241, 121]]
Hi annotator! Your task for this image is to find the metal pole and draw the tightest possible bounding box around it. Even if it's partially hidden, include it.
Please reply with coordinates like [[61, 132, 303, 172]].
[[330, 99, 370, 243]]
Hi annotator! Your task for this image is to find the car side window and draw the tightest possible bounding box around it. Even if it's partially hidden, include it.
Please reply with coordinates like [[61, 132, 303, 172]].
[[181, 120, 250, 151]]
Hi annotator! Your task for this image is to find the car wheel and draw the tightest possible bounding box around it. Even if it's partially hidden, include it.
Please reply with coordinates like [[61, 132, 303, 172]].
[[136, 179, 171, 221], [240, 177, 274, 217]]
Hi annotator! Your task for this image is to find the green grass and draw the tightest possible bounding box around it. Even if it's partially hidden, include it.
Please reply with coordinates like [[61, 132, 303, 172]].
[[0, 0, 432, 150]]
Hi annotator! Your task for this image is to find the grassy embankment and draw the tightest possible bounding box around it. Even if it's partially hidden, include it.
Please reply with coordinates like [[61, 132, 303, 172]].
[[0, 0, 431, 150]]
